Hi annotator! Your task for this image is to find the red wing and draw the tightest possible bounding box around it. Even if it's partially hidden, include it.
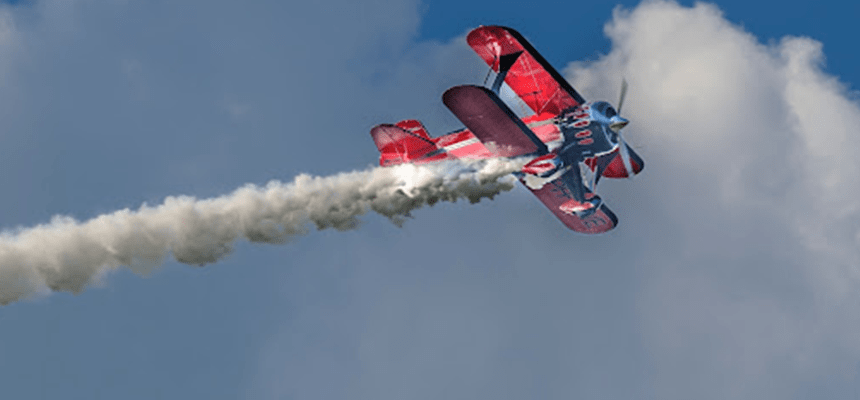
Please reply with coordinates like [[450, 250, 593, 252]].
[[443, 85, 547, 157], [522, 172, 618, 234], [467, 26, 585, 116]]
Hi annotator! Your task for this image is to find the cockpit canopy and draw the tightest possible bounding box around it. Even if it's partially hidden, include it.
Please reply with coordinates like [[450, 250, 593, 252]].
[[591, 101, 617, 119]]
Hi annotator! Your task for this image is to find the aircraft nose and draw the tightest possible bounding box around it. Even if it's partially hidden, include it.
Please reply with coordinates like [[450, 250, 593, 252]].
[[609, 116, 629, 132]]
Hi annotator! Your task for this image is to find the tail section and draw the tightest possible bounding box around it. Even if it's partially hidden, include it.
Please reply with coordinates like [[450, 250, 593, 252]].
[[394, 119, 432, 140], [370, 120, 446, 166]]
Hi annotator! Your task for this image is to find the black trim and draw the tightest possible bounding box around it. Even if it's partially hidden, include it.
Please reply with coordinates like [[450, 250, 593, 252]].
[[491, 51, 523, 94], [502, 26, 587, 105], [599, 204, 619, 226], [498, 51, 523, 72], [392, 124, 436, 146]]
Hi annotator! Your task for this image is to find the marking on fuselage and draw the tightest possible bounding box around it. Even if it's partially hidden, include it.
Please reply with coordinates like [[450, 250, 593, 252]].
[[443, 138, 480, 151], [575, 130, 592, 138]]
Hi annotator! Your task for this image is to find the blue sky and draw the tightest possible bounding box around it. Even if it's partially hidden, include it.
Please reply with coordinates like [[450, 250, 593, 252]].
[[1, 1, 860, 399]]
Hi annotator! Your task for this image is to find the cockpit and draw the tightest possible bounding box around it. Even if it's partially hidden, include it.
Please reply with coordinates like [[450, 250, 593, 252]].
[[591, 101, 617, 119]]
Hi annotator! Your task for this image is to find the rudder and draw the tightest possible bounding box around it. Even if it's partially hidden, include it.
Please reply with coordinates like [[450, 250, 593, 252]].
[[370, 123, 443, 166]]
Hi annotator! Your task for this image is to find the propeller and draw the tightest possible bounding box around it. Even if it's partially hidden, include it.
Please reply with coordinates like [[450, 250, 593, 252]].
[[617, 78, 628, 114], [609, 78, 635, 179]]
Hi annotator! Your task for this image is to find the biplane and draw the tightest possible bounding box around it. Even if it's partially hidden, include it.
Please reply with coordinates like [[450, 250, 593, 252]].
[[370, 26, 643, 233]]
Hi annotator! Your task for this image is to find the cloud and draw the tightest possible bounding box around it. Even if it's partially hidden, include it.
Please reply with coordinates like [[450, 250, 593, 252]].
[[562, 1, 860, 397], [246, 2, 860, 399]]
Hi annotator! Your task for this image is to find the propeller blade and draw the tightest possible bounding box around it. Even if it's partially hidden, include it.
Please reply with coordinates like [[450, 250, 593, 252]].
[[618, 134, 635, 179], [617, 78, 628, 115]]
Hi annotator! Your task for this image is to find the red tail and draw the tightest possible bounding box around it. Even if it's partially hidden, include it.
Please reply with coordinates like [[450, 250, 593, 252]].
[[370, 120, 445, 166]]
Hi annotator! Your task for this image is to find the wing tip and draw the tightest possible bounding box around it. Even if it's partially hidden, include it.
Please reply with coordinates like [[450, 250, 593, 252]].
[[562, 204, 619, 234], [467, 25, 519, 41]]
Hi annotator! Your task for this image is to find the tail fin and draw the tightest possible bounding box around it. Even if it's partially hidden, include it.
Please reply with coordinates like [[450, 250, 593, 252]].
[[394, 119, 432, 140], [370, 120, 444, 166]]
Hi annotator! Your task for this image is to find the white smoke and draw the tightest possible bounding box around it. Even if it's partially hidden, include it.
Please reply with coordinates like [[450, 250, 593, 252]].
[[0, 158, 522, 305]]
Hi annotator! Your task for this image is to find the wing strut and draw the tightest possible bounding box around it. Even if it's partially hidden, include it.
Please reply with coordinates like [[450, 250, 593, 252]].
[[490, 51, 523, 94]]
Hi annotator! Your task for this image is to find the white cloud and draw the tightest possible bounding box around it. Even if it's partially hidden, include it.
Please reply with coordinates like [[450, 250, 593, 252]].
[[564, 1, 860, 397]]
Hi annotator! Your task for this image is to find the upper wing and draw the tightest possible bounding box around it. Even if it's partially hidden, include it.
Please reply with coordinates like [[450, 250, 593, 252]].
[[522, 169, 618, 234], [467, 26, 585, 116], [442, 85, 547, 157]]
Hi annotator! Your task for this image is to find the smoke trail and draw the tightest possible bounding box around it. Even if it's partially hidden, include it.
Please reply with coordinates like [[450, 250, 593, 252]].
[[0, 158, 523, 305]]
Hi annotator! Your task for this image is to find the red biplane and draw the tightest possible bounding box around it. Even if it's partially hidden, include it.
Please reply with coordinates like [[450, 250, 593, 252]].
[[370, 26, 643, 233]]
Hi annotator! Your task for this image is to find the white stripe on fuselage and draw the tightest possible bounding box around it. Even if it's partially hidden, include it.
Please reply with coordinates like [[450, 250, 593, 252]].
[[443, 137, 480, 151]]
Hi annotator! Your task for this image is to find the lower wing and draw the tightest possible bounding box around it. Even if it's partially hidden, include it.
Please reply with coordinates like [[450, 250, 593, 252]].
[[519, 168, 618, 234]]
